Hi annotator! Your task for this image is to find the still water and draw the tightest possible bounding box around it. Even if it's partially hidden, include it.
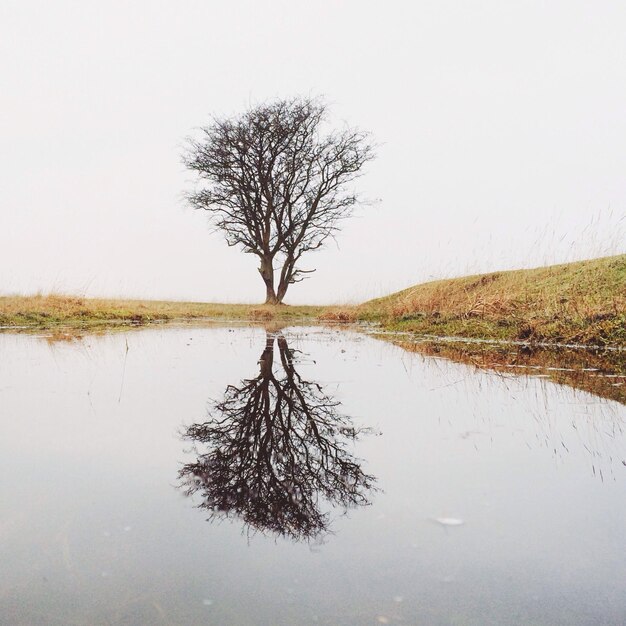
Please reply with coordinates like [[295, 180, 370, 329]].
[[1, 325, 626, 625]]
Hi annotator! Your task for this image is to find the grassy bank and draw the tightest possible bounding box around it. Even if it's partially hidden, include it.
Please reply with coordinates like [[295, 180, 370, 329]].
[[2, 255, 625, 347], [349, 254, 625, 347], [0, 294, 326, 329]]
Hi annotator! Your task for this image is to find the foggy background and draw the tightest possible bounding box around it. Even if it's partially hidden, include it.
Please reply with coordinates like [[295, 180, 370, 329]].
[[1, 0, 625, 304]]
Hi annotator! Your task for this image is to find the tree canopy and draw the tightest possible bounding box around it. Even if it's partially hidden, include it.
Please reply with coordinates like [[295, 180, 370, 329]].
[[183, 97, 374, 303]]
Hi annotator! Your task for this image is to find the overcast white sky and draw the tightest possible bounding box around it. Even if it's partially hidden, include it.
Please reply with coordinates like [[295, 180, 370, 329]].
[[1, 0, 625, 304]]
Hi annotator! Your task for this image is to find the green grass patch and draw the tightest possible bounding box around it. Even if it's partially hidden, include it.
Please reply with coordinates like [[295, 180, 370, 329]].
[[356, 254, 626, 347]]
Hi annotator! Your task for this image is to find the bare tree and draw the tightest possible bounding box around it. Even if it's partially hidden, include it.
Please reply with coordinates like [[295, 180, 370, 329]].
[[183, 97, 375, 304], [178, 331, 376, 541]]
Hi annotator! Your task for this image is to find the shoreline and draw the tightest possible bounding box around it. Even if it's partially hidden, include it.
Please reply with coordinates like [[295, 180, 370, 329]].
[[2, 254, 624, 348]]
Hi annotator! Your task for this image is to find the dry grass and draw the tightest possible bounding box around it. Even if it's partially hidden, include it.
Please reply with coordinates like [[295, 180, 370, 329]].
[[357, 254, 626, 346], [0, 294, 329, 328], [1, 255, 624, 347], [317, 308, 359, 323]]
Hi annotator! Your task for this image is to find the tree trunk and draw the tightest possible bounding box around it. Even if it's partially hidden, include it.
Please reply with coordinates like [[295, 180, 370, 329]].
[[276, 255, 294, 303], [259, 256, 279, 304], [276, 278, 289, 304]]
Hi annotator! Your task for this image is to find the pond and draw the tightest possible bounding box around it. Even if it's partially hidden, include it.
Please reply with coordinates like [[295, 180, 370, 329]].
[[1, 325, 626, 625]]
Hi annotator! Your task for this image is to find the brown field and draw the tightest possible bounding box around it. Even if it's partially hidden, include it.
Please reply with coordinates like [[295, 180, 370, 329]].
[[0, 294, 328, 328]]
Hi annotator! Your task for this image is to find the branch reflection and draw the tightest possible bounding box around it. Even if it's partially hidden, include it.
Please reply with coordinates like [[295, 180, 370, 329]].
[[179, 331, 376, 541]]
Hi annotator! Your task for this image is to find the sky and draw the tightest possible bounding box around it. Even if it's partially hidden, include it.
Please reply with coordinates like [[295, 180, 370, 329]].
[[1, 0, 625, 304]]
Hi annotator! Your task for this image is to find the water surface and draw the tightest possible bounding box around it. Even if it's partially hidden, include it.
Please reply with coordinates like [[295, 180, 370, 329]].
[[1, 326, 626, 625]]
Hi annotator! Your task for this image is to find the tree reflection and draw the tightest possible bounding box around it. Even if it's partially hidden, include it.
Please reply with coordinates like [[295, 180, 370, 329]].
[[179, 331, 376, 541]]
